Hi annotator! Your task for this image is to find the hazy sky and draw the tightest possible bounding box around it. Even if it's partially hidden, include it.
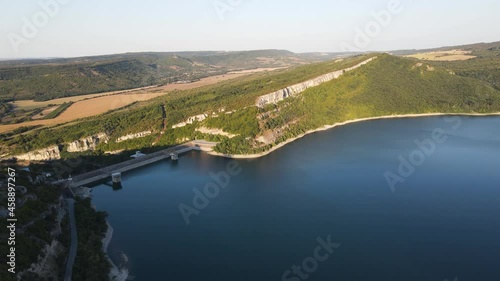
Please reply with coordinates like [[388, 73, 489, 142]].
[[1, 0, 499, 58]]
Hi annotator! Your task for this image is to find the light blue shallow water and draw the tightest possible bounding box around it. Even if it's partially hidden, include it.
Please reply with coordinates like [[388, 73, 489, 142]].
[[92, 116, 500, 281]]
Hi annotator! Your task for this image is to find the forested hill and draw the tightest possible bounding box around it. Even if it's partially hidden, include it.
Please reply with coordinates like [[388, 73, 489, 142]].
[[3, 51, 500, 158], [0, 50, 341, 102], [215, 53, 500, 154]]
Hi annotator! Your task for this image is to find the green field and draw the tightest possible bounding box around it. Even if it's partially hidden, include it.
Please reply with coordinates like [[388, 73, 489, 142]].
[[42, 102, 73, 120]]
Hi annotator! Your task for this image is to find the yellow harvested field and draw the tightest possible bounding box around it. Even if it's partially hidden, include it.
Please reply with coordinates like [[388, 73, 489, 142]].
[[153, 68, 284, 91], [9, 85, 159, 111], [406, 49, 476, 61], [0, 68, 281, 134], [0, 93, 165, 133], [227, 67, 286, 74]]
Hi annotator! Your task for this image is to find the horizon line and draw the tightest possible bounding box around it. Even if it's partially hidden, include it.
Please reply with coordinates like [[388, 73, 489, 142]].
[[1, 40, 499, 62]]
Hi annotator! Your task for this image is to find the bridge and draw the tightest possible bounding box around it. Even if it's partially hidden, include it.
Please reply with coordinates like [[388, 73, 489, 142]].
[[69, 141, 217, 187]]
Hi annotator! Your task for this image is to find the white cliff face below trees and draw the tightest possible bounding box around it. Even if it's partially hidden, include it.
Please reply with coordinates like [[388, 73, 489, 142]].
[[67, 133, 110, 153], [116, 131, 152, 143], [172, 114, 209, 129], [9, 130, 154, 161], [14, 146, 61, 161], [256, 57, 377, 108]]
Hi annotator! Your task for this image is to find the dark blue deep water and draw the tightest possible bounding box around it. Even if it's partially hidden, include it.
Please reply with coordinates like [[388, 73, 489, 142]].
[[92, 116, 500, 281]]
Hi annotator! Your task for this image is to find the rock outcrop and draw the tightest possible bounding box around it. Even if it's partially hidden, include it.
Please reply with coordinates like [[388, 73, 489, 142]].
[[14, 146, 61, 161], [172, 114, 209, 129], [8, 133, 109, 161], [116, 131, 152, 143], [196, 127, 238, 138], [67, 133, 109, 153], [256, 57, 376, 107]]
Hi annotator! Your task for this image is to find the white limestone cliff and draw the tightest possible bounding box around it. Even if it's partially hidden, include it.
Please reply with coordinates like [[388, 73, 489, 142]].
[[116, 131, 152, 143], [67, 133, 109, 153], [14, 146, 61, 161], [256, 57, 377, 107], [172, 114, 209, 128]]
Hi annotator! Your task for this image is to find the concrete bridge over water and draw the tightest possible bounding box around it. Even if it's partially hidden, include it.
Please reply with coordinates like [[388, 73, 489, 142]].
[[69, 141, 217, 188]]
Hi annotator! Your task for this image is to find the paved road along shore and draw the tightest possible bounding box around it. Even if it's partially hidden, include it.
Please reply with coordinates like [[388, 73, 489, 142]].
[[64, 199, 77, 281]]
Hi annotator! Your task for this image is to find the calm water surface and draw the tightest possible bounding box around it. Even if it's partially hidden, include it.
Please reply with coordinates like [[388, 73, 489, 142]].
[[92, 116, 500, 281]]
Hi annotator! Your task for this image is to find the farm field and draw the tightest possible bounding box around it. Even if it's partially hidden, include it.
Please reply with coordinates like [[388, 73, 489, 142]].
[[7, 85, 163, 112], [0, 68, 282, 133], [0, 93, 165, 133], [151, 67, 283, 92], [31, 106, 59, 120], [405, 49, 476, 61]]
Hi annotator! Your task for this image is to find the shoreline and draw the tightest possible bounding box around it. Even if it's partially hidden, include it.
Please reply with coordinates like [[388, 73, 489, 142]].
[[102, 221, 129, 281], [208, 112, 500, 159]]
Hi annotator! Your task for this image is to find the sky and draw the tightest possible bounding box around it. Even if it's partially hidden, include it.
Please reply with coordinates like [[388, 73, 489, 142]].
[[0, 0, 499, 59]]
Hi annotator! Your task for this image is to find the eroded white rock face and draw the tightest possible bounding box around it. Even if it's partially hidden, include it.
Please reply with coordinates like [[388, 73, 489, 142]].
[[172, 114, 209, 129], [116, 131, 152, 143], [67, 133, 109, 153], [14, 146, 61, 161], [196, 127, 238, 138], [256, 57, 377, 107]]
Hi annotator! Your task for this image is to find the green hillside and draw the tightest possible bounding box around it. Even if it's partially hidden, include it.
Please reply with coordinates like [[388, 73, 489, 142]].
[[1, 55, 372, 154], [426, 44, 500, 91], [214, 54, 500, 154], [2, 54, 500, 157], [0, 50, 315, 102], [396, 41, 500, 91]]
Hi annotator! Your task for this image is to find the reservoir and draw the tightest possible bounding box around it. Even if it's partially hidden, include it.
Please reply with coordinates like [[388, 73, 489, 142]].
[[91, 116, 500, 281]]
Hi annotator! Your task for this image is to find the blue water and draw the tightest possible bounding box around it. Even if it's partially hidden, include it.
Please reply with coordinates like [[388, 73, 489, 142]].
[[92, 116, 500, 281]]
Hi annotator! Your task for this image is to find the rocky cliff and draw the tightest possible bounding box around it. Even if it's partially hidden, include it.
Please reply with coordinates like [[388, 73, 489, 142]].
[[67, 133, 109, 153], [172, 114, 209, 128], [8, 131, 147, 161], [256, 57, 376, 107], [116, 131, 152, 143], [196, 127, 238, 138], [14, 146, 61, 161]]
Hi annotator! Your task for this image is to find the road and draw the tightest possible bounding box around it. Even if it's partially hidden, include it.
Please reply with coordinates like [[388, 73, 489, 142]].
[[64, 198, 78, 281]]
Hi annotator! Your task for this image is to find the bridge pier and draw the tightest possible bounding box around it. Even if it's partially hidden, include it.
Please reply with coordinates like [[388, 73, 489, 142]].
[[69, 141, 218, 187], [112, 173, 122, 183]]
